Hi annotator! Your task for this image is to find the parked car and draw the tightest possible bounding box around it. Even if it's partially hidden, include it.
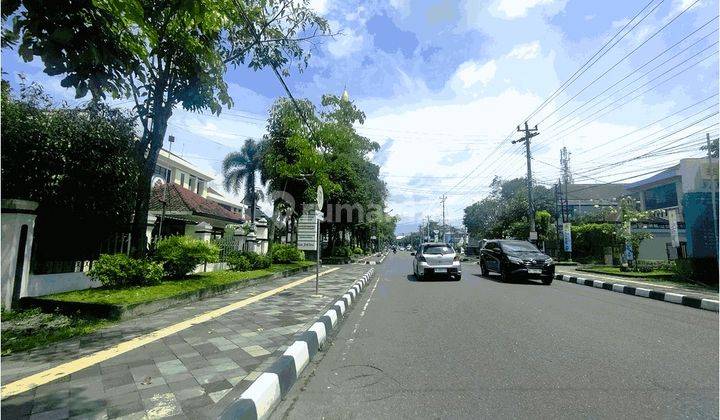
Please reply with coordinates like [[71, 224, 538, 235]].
[[479, 240, 554, 284], [411, 242, 461, 280]]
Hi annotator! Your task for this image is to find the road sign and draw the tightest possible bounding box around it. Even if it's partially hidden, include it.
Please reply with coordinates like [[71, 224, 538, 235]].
[[562, 222, 572, 252], [297, 211, 319, 251], [529, 231, 538, 241], [316, 185, 324, 209]]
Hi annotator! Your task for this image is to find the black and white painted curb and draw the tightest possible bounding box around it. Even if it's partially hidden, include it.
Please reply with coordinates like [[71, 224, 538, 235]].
[[362, 251, 389, 265], [219, 268, 376, 420], [555, 274, 719, 312]]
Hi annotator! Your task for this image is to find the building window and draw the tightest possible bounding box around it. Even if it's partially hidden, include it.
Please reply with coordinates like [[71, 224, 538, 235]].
[[643, 183, 678, 210], [154, 165, 171, 182], [189, 175, 196, 192], [197, 179, 205, 195], [180, 173, 185, 187]]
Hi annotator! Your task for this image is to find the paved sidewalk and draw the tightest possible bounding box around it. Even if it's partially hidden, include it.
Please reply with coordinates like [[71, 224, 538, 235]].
[[1, 264, 368, 419], [555, 266, 718, 301]]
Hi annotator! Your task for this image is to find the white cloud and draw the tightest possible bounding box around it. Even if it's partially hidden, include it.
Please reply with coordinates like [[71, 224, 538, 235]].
[[326, 23, 364, 58], [494, 0, 555, 19], [452, 60, 497, 88], [506, 41, 541, 60], [308, 0, 329, 14]]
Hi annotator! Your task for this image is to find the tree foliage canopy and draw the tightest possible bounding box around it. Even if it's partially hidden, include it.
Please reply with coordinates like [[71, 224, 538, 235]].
[[1, 81, 140, 261]]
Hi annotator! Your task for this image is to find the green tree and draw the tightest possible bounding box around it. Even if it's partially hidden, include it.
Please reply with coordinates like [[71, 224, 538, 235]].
[[1, 81, 140, 264], [464, 177, 555, 241], [6, 0, 329, 256], [616, 196, 653, 266], [222, 138, 267, 223], [260, 93, 387, 254]]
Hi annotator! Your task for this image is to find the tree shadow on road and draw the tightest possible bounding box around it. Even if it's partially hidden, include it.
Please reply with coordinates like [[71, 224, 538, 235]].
[[472, 273, 546, 286]]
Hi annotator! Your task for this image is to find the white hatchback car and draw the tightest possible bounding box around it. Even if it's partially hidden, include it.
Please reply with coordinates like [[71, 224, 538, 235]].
[[412, 243, 461, 280]]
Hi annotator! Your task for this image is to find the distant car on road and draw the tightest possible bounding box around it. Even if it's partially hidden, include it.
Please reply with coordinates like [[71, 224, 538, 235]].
[[412, 242, 461, 281], [479, 240, 554, 284]]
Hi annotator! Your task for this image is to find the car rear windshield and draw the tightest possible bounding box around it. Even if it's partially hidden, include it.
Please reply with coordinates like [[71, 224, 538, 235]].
[[500, 241, 540, 252], [423, 245, 453, 254]]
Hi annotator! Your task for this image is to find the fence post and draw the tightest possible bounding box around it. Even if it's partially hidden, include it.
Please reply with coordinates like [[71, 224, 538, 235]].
[[1, 199, 39, 309]]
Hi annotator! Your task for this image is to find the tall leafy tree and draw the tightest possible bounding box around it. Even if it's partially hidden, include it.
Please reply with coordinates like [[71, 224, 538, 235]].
[[6, 0, 329, 255], [222, 138, 267, 223], [1, 81, 140, 264]]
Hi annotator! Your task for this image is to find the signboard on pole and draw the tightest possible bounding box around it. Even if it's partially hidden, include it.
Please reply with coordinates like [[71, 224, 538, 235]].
[[297, 212, 318, 250], [562, 222, 572, 252], [668, 209, 680, 247], [529, 231, 538, 241]]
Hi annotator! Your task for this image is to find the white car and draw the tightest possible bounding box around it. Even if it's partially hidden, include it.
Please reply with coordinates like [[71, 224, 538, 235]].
[[412, 243, 461, 281]]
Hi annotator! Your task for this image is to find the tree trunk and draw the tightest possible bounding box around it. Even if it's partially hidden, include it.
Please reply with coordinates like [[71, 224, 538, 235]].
[[129, 109, 170, 257]]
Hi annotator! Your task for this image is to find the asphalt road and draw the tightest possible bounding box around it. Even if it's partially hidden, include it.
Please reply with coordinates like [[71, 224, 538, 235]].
[[272, 253, 719, 419]]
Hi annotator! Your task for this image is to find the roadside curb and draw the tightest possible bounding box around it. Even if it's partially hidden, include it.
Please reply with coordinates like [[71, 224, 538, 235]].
[[218, 268, 376, 420], [365, 251, 389, 265], [555, 274, 719, 312]]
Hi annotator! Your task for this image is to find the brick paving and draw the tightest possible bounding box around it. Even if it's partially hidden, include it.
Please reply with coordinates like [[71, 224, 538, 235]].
[[1, 264, 369, 419]]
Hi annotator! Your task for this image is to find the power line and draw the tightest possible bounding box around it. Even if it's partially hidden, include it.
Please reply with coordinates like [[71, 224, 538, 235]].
[[536, 1, 708, 126], [540, 18, 719, 131], [578, 93, 718, 154], [524, 0, 663, 123], [547, 48, 718, 140]]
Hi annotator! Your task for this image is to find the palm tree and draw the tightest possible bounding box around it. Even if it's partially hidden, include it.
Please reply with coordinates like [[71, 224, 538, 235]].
[[222, 138, 267, 223]]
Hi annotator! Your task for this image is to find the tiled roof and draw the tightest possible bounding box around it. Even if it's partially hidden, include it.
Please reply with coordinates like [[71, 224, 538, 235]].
[[150, 183, 246, 223]]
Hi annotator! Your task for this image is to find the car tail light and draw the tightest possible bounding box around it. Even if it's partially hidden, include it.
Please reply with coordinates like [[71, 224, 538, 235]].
[[418, 255, 426, 262]]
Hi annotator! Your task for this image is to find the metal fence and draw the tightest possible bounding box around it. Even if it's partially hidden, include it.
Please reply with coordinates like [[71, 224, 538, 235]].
[[211, 237, 242, 262], [30, 233, 132, 275]]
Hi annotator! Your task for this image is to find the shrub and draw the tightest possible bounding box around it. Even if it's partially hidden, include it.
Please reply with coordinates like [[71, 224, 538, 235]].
[[88, 254, 163, 287], [352, 246, 364, 255], [332, 245, 353, 258], [253, 254, 272, 269], [674, 258, 719, 284], [226, 250, 272, 271], [155, 236, 220, 278], [272, 244, 305, 263], [227, 254, 251, 272]]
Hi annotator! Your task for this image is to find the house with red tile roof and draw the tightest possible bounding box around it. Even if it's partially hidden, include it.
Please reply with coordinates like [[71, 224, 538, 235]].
[[147, 149, 251, 242]]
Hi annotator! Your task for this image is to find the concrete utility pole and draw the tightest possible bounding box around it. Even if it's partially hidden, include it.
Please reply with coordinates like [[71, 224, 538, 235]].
[[440, 194, 447, 243], [560, 147, 571, 223], [707, 133, 718, 257], [426, 215, 431, 242], [513, 122, 540, 241], [560, 147, 572, 260], [158, 134, 175, 240]]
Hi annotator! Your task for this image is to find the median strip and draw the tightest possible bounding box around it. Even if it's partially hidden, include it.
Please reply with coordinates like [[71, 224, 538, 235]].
[[555, 274, 719, 312]]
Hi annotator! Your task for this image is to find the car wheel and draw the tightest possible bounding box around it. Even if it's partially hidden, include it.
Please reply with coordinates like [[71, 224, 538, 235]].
[[480, 260, 489, 277], [454, 274, 461, 281], [500, 265, 512, 283], [541, 277, 553, 285]]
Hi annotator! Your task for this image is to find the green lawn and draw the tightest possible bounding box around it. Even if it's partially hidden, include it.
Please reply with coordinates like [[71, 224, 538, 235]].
[[581, 265, 676, 280], [1, 262, 314, 355], [1, 308, 109, 356], [578, 265, 718, 294], [47, 261, 315, 306]]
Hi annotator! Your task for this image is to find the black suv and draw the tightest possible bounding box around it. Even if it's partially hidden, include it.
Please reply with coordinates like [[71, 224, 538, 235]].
[[480, 240, 554, 284]]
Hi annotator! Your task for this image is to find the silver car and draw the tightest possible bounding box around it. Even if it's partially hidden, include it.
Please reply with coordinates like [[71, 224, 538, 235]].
[[412, 243, 461, 281]]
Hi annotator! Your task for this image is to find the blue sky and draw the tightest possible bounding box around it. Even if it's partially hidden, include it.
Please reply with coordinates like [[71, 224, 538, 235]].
[[2, 0, 718, 234]]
